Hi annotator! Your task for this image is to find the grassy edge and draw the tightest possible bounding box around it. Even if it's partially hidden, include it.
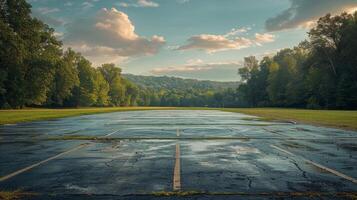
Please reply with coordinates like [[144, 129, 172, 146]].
[[214, 108, 357, 131], [0, 107, 173, 125], [0, 190, 37, 200], [1, 107, 356, 131]]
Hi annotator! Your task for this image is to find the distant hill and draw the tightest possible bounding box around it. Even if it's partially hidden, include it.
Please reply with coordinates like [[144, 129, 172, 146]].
[[123, 74, 239, 91]]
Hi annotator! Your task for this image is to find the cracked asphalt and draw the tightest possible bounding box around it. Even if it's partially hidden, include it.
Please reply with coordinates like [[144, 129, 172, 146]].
[[0, 110, 356, 199]]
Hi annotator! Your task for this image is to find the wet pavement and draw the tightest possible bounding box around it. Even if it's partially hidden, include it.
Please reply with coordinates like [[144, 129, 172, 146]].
[[0, 110, 356, 199]]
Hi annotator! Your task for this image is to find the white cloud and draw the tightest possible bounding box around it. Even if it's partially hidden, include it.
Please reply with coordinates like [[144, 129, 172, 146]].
[[64, 8, 165, 66], [64, 2, 73, 6], [255, 33, 275, 45], [36, 7, 60, 14], [119, 0, 159, 8], [82, 2, 94, 9], [177, 28, 274, 53], [177, 0, 190, 4], [265, 0, 357, 31], [224, 27, 250, 37], [32, 11, 66, 27], [65, 44, 129, 66], [137, 0, 159, 7], [177, 34, 253, 53], [186, 59, 203, 65], [347, 6, 357, 14], [119, 2, 129, 7], [53, 32, 64, 39], [150, 60, 242, 81]]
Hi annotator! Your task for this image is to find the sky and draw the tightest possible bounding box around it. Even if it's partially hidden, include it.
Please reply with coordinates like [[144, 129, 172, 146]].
[[28, 0, 357, 82]]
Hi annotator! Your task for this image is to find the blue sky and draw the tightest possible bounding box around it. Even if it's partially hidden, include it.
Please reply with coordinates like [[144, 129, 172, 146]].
[[28, 0, 357, 81]]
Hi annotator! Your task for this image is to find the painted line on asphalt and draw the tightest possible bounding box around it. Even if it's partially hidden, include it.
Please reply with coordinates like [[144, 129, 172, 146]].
[[173, 143, 181, 191], [0, 143, 89, 182], [263, 128, 291, 138], [270, 145, 357, 184], [102, 130, 120, 138], [270, 145, 294, 156], [304, 160, 357, 184], [0, 128, 119, 182]]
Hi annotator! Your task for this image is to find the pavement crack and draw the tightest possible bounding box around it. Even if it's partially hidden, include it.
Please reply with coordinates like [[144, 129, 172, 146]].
[[104, 161, 113, 168], [247, 177, 253, 189], [290, 160, 308, 179]]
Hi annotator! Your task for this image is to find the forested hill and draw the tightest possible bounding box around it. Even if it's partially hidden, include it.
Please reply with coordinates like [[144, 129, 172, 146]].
[[123, 74, 238, 91], [123, 74, 240, 107]]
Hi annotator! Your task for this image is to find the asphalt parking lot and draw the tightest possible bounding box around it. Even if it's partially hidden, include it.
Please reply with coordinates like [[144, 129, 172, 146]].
[[0, 110, 356, 199]]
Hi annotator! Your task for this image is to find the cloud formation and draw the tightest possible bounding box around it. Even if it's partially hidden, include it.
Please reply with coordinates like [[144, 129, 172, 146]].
[[177, 34, 253, 53], [32, 10, 65, 27], [64, 8, 165, 65], [150, 60, 242, 81], [36, 7, 60, 14], [265, 0, 357, 31], [177, 0, 190, 4], [82, 2, 94, 9], [177, 29, 274, 53], [119, 0, 159, 8], [255, 33, 275, 45]]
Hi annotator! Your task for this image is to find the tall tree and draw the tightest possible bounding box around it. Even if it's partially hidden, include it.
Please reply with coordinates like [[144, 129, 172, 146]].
[[99, 64, 125, 106], [0, 0, 61, 108], [94, 69, 110, 106], [48, 49, 80, 106], [77, 58, 97, 106]]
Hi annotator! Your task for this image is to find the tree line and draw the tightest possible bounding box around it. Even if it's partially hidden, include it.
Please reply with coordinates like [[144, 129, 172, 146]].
[[0, 0, 140, 108], [236, 12, 357, 109]]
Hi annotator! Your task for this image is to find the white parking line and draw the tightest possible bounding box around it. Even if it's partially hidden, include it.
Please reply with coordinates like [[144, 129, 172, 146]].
[[173, 143, 181, 191], [270, 145, 294, 156], [270, 145, 357, 184], [0, 129, 119, 182], [0, 143, 89, 182], [102, 130, 120, 138], [263, 128, 291, 138], [304, 160, 357, 184]]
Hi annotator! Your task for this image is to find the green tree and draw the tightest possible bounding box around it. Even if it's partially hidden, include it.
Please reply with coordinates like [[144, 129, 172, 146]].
[[238, 56, 269, 106], [99, 64, 125, 106], [123, 79, 139, 106], [308, 12, 357, 108], [48, 49, 80, 106], [77, 58, 97, 106], [0, 0, 61, 108], [94, 70, 110, 106]]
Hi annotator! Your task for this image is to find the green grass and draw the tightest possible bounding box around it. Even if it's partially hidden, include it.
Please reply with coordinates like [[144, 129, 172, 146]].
[[216, 108, 357, 131], [1, 107, 356, 131], [0, 190, 36, 200], [0, 107, 172, 125]]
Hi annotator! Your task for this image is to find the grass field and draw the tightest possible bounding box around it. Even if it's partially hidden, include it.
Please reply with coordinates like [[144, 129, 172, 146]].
[[0, 107, 172, 125], [0, 107, 356, 131], [217, 108, 357, 131]]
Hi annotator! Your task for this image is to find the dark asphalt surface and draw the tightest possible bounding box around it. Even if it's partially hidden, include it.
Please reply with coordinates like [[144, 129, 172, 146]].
[[0, 110, 356, 199]]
